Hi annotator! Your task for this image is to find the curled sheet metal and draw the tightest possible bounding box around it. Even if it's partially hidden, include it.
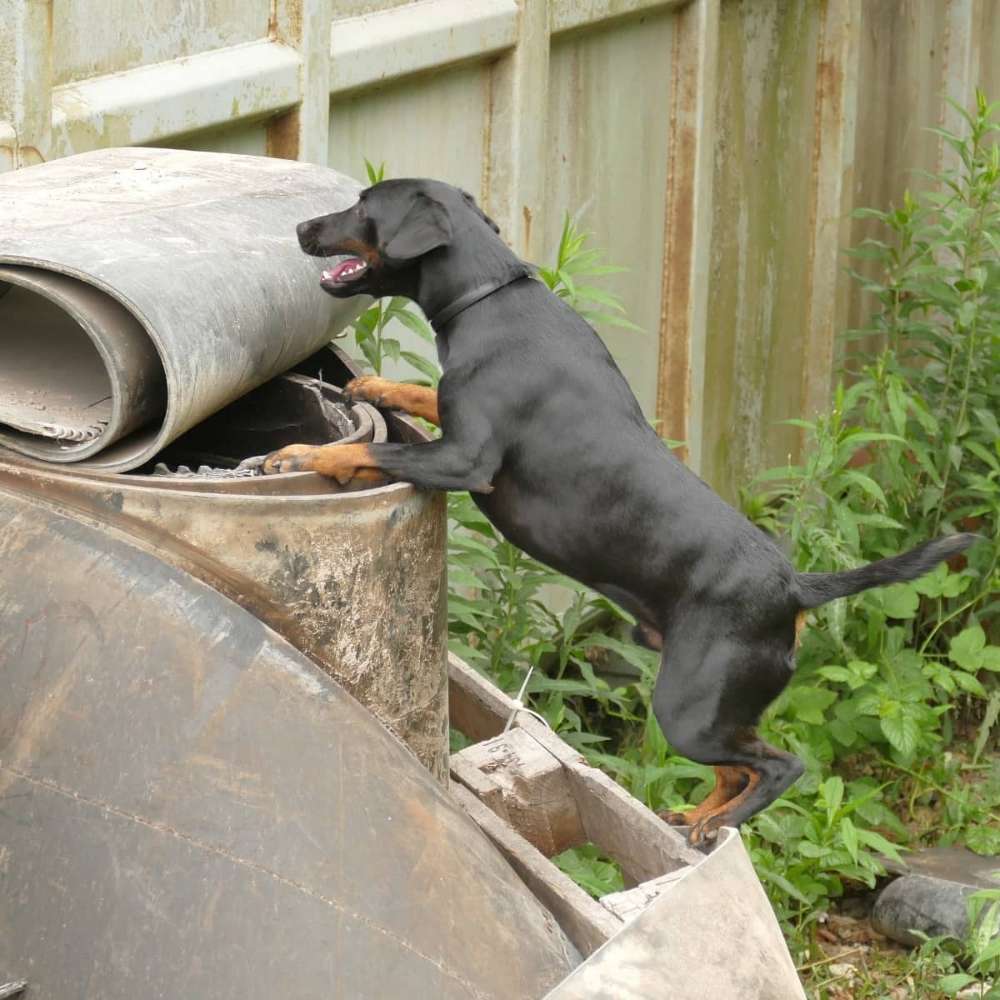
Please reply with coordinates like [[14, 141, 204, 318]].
[[0, 147, 365, 471], [0, 488, 578, 998]]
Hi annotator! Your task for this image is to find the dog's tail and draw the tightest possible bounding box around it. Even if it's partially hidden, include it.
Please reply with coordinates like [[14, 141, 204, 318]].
[[792, 533, 982, 609]]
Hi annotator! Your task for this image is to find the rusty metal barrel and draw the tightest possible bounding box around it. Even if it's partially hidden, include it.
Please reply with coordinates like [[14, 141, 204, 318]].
[[0, 348, 451, 779]]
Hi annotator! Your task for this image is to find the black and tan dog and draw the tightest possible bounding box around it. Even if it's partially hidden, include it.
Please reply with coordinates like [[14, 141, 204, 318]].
[[264, 179, 978, 844]]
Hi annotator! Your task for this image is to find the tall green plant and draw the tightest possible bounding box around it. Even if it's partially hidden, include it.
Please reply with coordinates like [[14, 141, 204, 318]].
[[738, 92, 1000, 958]]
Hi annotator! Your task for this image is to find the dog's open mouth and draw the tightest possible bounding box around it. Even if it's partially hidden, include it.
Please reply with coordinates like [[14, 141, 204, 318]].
[[320, 256, 368, 289]]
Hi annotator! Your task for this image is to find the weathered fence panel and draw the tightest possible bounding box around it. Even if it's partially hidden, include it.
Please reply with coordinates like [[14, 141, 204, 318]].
[[2, 0, 997, 498]]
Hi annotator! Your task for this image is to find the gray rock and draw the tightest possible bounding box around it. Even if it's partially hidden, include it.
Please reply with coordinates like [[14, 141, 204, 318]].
[[872, 874, 989, 946]]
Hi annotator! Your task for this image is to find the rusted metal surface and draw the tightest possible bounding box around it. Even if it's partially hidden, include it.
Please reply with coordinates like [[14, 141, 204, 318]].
[[656, 0, 718, 464], [4, 0, 999, 493], [0, 351, 451, 777], [0, 147, 363, 472], [0, 487, 578, 998]]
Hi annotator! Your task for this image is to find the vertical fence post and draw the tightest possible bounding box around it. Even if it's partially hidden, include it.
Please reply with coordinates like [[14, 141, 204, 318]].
[[656, 0, 719, 473], [939, 0, 979, 174], [0, 0, 53, 171], [800, 0, 861, 426], [267, 0, 331, 164], [486, 0, 550, 261]]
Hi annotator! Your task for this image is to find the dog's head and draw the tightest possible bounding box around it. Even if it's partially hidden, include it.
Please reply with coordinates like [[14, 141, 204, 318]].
[[296, 179, 500, 298]]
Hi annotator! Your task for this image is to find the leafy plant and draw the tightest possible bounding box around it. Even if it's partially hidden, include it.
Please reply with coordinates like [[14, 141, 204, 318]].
[[907, 877, 1000, 998], [345, 103, 1000, 977], [537, 213, 640, 330]]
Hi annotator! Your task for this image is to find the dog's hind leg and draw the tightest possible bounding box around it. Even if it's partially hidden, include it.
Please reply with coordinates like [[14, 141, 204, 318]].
[[652, 633, 804, 845], [659, 765, 750, 826]]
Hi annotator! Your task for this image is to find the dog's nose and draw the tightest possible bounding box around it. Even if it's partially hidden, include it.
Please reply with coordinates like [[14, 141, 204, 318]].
[[296, 220, 315, 245]]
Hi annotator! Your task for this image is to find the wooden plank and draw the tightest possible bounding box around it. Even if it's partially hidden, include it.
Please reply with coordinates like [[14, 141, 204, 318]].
[[600, 867, 691, 922], [550, 0, 687, 38], [48, 42, 301, 159], [450, 662, 702, 879], [449, 750, 510, 821], [562, 761, 703, 883], [451, 784, 622, 957], [448, 651, 513, 742], [268, 0, 332, 164], [0, 0, 52, 169], [454, 728, 585, 856], [328, 0, 518, 97]]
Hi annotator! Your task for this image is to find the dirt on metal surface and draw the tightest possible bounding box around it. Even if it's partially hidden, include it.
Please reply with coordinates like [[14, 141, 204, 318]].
[[0, 487, 578, 998], [0, 351, 451, 779]]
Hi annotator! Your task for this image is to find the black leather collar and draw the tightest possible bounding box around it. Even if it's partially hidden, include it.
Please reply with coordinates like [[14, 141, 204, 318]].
[[426, 268, 533, 329]]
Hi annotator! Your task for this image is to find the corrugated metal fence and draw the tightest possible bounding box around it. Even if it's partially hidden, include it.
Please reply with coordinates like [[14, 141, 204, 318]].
[[2, 0, 997, 497]]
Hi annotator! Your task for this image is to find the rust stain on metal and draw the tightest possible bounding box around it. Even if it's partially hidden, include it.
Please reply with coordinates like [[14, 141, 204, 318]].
[[266, 107, 302, 161], [656, 12, 698, 460]]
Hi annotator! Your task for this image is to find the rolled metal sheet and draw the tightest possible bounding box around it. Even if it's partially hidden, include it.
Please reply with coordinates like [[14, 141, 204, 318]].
[[0, 147, 364, 471]]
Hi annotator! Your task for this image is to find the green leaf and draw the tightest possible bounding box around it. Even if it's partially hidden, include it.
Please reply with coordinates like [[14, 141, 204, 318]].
[[952, 671, 987, 697], [966, 825, 1000, 856], [820, 776, 844, 820], [880, 712, 921, 757], [980, 647, 1000, 672], [881, 583, 920, 620], [855, 828, 904, 863], [829, 719, 858, 747], [971, 937, 1000, 969], [787, 685, 838, 724], [949, 625, 987, 670], [841, 469, 889, 506], [937, 973, 977, 992], [399, 350, 441, 383], [392, 306, 437, 343], [840, 816, 860, 864]]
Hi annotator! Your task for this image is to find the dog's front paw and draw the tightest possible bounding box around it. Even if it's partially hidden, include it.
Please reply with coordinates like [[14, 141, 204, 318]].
[[343, 375, 392, 408], [262, 443, 317, 475]]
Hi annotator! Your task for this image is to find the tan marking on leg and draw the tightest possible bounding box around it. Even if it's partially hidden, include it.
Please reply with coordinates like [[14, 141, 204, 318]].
[[795, 610, 807, 649], [660, 765, 749, 826], [263, 442, 387, 485], [688, 768, 762, 844]]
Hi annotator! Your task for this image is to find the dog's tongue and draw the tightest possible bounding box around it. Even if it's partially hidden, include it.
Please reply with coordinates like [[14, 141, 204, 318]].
[[322, 257, 365, 283]]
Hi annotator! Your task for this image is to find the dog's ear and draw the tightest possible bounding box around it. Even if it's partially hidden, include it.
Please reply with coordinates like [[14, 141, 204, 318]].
[[460, 189, 501, 234], [382, 193, 453, 263]]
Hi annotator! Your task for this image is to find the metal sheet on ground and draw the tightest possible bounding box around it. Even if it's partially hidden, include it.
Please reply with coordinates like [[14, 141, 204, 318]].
[[0, 489, 577, 999]]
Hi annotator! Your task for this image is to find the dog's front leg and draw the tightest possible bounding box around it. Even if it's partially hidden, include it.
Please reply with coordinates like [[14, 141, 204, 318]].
[[343, 376, 439, 426], [262, 436, 498, 494]]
